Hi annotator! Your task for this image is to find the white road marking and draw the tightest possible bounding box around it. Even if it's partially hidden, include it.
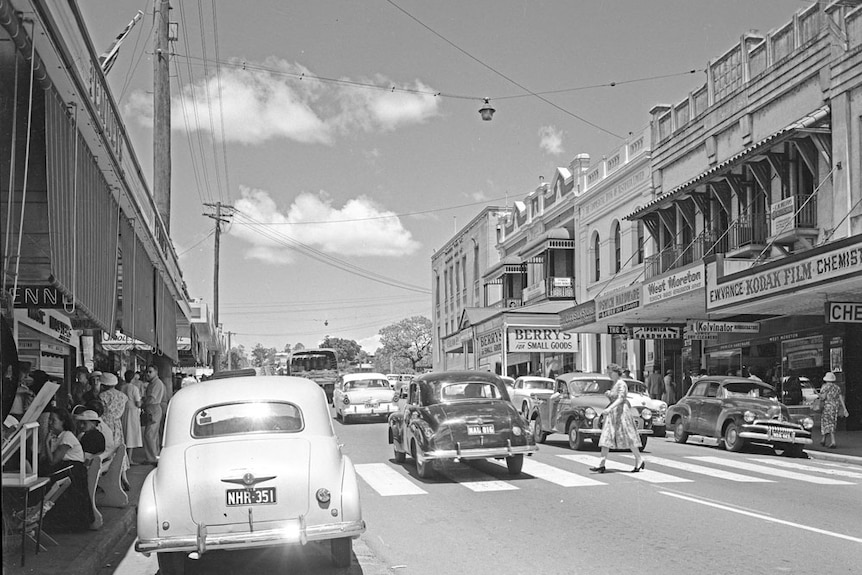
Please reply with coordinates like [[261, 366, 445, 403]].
[[749, 458, 862, 479], [355, 463, 428, 496], [661, 491, 862, 543], [439, 465, 518, 492], [487, 458, 607, 487], [556, 454, 692, 483], [619, 454, 773, 482], [688, 456, 855, 485]]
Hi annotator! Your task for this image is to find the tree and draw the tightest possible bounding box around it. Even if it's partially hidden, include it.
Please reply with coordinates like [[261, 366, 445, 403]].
[[321, 336, 362, 364], [294, 342, 305, 351], [282, 343, 292, 354], [378, 316, 432, 372], [220, 345, 248, 370], [250, 343, 277, 368]]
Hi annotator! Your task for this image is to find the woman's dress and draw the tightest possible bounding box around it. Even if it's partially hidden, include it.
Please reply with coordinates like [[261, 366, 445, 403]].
[[120, 383, 143, 449], [100, 387, 128, 447], [598, 380, 641, 450], [820, 381, 841, 434]]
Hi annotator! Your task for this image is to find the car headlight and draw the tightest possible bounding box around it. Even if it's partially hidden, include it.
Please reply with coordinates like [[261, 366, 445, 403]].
[[343, 395, 350, 405], [512, 425, 522, 436], [641, 408, 652, 420], [659, 403, 667, 415], [743, 410, 756, 423], [585, 407, 597, 420], [801, 417, 814, 430]]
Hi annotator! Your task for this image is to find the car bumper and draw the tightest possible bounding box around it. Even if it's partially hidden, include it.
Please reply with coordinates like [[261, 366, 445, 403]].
[[344, 403, 398, 416], [740, 423, 811, 445], [136, 518, 366, 555], [426, 442, 538, 461]]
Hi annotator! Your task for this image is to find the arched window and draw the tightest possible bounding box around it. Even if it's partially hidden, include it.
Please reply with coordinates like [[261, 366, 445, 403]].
[[612, 221, 621, 273], [593, 233, 601, 282]]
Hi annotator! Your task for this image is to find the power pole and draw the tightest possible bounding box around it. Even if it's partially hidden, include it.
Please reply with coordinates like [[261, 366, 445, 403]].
[[226, 330, 233, 370], [153, 0, 171, 232], [203, 202, 234, 373]]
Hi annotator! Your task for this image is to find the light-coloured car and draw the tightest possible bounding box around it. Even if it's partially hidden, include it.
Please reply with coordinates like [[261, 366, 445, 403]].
[[135, 376, 365, 573], [624, 378, 668, 437], [510, 376, 555, 416], [500, 376, 516, 399], [334, 372, 400, 423]]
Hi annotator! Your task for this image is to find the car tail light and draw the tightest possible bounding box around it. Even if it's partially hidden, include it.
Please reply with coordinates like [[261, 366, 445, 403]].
[[343, 396, 350, 405], [316, 488, 331, 504]]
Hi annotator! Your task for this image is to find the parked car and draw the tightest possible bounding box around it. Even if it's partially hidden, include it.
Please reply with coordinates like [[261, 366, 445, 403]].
[[510, 376, 555, 417], [135, 376, 366, 573], [624, 378, 668, 438], [500, 375, 516, 399], [528, 373, 653, 451], [388, 371, 538, 478], [334, 372, 400, 423], [666, 376, 813, 456]]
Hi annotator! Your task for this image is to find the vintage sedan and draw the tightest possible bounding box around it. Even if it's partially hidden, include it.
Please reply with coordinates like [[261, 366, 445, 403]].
[[333, 372, 399, 423], [528, 373, 653, 451], [624, 378, 668, 437], [510, 376, 555, 417], [388, 371, 538, 478], [135, 376, 366, 573], [667, 376, 813, 455]]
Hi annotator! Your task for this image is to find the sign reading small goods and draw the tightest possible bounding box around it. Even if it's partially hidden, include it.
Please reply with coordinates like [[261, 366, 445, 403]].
[[477, 329, 503, 358], [825, 302, 862, 323], [507, 328, 576, 352], [596, 286, 641, 319], [643, 265, 705, 306], [628, 325, 684, 340]]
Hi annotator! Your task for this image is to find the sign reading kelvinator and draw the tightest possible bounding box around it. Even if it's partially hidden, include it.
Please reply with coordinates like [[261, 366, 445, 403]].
[[507, 328, 576, 352], [687, 320, 760, 334]]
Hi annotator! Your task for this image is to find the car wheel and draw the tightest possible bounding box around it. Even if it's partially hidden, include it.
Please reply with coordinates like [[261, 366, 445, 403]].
[[413, 440, 434, 479], [673, 420, 689, 444], [506, 454, 524, 475], [531, 415, 547, 444], [639, 434, 648, 451], [724, 422, 745, 452], [393, 442, 406, 463], [157, 552, 187, 575], [567, 423, 587, 450], [330, 537, 352, 568]]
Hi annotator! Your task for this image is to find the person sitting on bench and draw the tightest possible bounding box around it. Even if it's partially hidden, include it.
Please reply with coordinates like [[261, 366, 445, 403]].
[[39, 408, 94, 531]]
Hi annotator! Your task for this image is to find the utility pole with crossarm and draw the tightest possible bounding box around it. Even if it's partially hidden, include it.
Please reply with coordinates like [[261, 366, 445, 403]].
[[203, 202, 235, 373]]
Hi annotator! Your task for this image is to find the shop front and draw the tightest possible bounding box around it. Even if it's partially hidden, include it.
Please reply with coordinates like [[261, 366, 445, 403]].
[[12, 308, 74, 382]]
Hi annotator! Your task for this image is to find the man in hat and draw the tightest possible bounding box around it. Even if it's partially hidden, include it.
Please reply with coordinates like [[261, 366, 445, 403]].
[[74, 410, 106, 457], [141, 365, 166, 465]]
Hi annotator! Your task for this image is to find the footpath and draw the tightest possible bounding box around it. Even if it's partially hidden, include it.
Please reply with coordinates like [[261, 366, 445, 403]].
[[3, 430, 862, 575]]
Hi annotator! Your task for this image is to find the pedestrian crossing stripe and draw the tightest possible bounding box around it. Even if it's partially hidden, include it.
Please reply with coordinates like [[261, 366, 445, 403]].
[[354, 463, 428, 496], [619, 454, 773, 482], [687, 456, 855, 485], [487, 458, 606, 487], [556, 454, 692, 483], [749, 458, 862, 479], [438, 465, 518, 492]]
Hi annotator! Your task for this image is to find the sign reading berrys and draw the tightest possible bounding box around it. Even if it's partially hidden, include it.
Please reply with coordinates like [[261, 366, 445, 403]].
[[507, 328, 576, 352], [643, 265, 705, 306], [477, 329, 503, 358]]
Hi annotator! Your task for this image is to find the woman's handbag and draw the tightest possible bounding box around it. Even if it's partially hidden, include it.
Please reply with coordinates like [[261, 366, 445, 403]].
[[811, 397, 822, 412]]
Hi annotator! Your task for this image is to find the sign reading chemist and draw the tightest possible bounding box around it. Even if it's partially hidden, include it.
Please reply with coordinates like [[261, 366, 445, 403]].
[[507, 328, 576, 352]]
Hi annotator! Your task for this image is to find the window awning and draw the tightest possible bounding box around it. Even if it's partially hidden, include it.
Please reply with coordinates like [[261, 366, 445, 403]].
[[517, 228, 574, 261], [625, 106, 830, 220], [483, 256, 525, 283]]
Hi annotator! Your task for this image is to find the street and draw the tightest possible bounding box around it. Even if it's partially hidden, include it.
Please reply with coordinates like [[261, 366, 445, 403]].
[[109, 409, 862, 575]]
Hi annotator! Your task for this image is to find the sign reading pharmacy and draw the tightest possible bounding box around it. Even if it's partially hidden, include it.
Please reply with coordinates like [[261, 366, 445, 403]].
[[826, 302, 862, 323], [707, 237, 862, 311], [507, 328, 576, 352], [643, 265, 705, 306]]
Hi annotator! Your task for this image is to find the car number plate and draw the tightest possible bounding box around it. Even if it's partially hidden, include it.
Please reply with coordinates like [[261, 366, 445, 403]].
[[365, 401, 379, 408], [225, 487, 277, 506], [467, 424, 494, 435], [768, 428, 794, 441]]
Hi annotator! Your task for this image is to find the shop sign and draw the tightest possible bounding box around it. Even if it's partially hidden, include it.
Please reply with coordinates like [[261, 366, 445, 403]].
[[507, 328, 576, 353], [101, 330, 153, 352], [477, 329, 503, 358], [596, 286, 641, 319], [770, 196, 795, 236], [825, 302, 862, 323], [643, 265, 705, 306], [13, 308, 72, 343], [11, 285, 74, 309], [687, 320, 760, 334], [522, 281, 546, 302], [443, 334, 463, 352], [559, 301, 596, 330], [607, 325, 627, 335], [707, 238, 862, 311], [629, 325, 684, 340]]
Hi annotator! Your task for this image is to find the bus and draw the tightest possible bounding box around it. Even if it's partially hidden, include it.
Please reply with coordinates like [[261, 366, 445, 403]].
[[287, 348, 340, 403]]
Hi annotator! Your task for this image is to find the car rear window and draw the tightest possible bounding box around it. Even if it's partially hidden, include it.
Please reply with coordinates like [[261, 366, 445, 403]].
[[440, 382, 502, 400], [524, 380, 553, 390], [192, 401, 304, 438], [345, 378, 389, 390]]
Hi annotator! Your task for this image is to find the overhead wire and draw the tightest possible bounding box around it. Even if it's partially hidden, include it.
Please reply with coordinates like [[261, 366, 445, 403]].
[[177, 228, 215, 256], [116, 1, 153, 104], [196, 0, 226, 204], [211, 0, 233, 200]]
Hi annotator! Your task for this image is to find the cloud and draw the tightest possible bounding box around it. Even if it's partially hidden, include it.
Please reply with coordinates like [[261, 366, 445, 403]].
[[357, 334, 382, 354], [539, 125, 564, 155], [127, 58, 440, 145], [470, 190, 490, 202], [230, 186, 420, 264]]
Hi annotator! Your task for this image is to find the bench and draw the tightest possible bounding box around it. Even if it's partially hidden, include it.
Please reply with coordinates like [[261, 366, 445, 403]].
[[85, 442, 128, 530]]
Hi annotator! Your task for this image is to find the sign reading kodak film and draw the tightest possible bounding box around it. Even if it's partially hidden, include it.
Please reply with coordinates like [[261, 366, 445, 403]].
[[507, 328, 576, 352], [707, 237, 862, 311], [596, 286, 641, 319], [477, 329, 503, 358], [643, 265, 705, 306]]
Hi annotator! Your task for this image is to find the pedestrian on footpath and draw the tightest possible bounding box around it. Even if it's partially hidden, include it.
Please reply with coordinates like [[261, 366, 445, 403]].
[[142, 365, 165, 465], [681, 369, 693, 398], [119, 370, 143, 464], [590, 363, 645, 474], [663, 370, 677, 405], [647, 369, 663, 400], [819, 372, 848, 449]]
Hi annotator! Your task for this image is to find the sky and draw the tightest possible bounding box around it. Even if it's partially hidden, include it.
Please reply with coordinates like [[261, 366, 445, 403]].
[[78, 0, 814, 354]]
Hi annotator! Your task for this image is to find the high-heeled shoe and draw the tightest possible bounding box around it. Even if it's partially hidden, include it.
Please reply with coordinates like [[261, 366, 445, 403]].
[[631, 461, 645, 473], [589, 465, 606, 473]]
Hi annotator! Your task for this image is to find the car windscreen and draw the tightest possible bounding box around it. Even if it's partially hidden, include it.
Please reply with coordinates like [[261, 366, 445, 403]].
[[524, 380, 553, 391], [192, 401, 304, 438], [345, 378, 389, 390], [573, 379, 614, 394], [624, 380, 648, 395], [721, 382, 775, 398], [440, 382, 503, 401]]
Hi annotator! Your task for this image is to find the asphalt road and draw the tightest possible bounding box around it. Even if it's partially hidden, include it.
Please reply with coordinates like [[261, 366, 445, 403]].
[[111, 409, 862, 575]]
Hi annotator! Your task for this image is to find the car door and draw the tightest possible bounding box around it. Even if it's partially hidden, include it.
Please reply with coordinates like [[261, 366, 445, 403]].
[[400, 381, 420, 449], [683, 381, 708, 434], [511, 378, 524, 409], [549, 379, 571, 433], [695, 381, 723, 436]]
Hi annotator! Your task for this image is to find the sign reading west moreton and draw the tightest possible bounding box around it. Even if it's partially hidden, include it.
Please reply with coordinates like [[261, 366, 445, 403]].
[[11, 286, 73, 308]]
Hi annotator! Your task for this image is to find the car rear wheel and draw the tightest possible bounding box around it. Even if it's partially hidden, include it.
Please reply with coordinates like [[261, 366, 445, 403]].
[[157, 552, 187, 575], [412, 440, 434, 479], [330, 537, 352, 567], [567, 423, 587, 450], [724, 422, 745, 452], [673, 420, 689, 444], [531, 415, 548, 444], [506, 454, 524, 474]]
